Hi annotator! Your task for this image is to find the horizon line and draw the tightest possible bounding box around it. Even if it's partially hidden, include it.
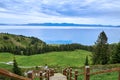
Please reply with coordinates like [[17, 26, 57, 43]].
[[0, 23, 120, 26], [0, 26, 120, 29]]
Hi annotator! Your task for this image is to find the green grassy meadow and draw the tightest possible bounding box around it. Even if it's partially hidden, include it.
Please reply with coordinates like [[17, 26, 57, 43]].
[[0, 50, 91, 68], [1, 50, 120, 80]]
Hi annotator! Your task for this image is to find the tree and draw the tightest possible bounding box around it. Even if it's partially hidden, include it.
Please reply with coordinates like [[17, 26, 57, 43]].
[[92, 31, 110, 65], [13, 57, 22, 75], [111, 42, 120, 63], [85, 56, 89, 66]]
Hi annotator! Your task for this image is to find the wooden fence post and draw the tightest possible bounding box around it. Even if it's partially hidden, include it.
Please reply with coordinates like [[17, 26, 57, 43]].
[[39, 71, 43, 80], [27, 71, 33, 80], [85, 66, 90, 80], [75, 70, 78, 80], [47, 70, 50, 80], [45, 70, 47, 79], [66, 68, 69, 80], [63, 69, 67, 76], [70, 68, 72, 80], [51, 69, 54, 76], [49, 69, 52, 76]]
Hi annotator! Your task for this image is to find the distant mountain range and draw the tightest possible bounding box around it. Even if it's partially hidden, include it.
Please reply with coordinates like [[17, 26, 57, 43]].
[[0, 23, 120, 27]]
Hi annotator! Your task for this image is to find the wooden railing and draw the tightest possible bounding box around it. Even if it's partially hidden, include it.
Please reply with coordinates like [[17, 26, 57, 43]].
[[2, 66, 119, 80], [63, 68, 79, 80], [63, 66, 120, 80], [0, 68, 54, 80], [27, 69, 55, 80], [85, 66, 120, 80], [0, 68, 30, 80]]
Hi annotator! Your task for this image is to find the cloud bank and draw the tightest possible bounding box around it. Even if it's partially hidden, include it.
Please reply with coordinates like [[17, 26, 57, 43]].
[[0, 0, 120, 25]]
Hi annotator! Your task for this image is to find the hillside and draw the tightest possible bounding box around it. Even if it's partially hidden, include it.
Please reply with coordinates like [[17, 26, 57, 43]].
[[0, 33, 46, 55], [0, 33, 93, 55], [0, 50, 91, 67], [0, 33, 46, 47]]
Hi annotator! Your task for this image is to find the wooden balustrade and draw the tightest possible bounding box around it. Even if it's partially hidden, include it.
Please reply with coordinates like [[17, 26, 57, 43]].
[[84, 66, 120, 80], [0, 68, 30, 80], [63, 66, 120, 80], [63, 68, 78, 80], [27, 69, 55, 80], [2, 66, 120, 80]]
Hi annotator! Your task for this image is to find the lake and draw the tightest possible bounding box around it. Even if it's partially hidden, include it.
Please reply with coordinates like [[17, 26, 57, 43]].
[[0, 26, 120, 45]]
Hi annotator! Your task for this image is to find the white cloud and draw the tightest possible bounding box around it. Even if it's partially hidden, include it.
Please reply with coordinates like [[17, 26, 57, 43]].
[[0, 8, 8, 12], [0, 0, 120, 25]]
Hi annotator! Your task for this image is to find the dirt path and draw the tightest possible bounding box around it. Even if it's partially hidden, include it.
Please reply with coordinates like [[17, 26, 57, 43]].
[[50, 73, 67, 80]]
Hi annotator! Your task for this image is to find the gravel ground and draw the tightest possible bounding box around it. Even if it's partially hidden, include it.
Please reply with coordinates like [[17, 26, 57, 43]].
[[50, 73, 67, 80]]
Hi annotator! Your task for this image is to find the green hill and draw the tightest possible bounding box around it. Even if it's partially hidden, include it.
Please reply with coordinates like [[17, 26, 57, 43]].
[[0, 33, 92, 55], [0, 33, 45, 47], [0, 50, 91, 67], [0, 33, 47, 55]]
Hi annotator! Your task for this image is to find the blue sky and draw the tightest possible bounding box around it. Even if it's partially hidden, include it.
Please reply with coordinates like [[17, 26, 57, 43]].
[[0, 0, 120, 25]]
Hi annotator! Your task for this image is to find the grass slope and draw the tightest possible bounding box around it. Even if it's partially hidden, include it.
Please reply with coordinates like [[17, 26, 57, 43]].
[[0, 33, 46, 48], [1, 50, 120, 80], [0, 50, 91, 67]]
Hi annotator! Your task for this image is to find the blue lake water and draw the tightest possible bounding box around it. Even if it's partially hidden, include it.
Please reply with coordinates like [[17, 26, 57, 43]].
[[0, 26, 120, 45]]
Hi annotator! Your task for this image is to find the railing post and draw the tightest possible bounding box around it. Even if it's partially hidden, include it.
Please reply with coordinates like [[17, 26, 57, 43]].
[[39, 71, 43, 80], [45, 70, 47, 79], [49, 69, 52, 76], [75, 70, 78, 80], [63, 69, 67, 76], [70, 68, 72, 80], [47, 70, 50, 80], [51, 69, 54, 76], [85, 66, 90, 80], [66, 68, 69, 80], [27, 71, 33, 80]]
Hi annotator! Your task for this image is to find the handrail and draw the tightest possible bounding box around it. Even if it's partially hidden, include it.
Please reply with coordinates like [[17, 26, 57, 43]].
[[84, 66, 120, 80], [90, 68, 120, 75], [0, 68, 30, 80], [63, 67, 120, 80]]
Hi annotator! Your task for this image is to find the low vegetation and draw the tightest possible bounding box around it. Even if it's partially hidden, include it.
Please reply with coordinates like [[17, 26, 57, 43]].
[[0, 50, 91, 67]]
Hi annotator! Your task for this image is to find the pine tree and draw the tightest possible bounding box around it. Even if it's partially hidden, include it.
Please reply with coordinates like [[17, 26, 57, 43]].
[[111, 42, 120, 63], [13, 57, 22, 75], [85, 56, 89, 66], [92, 31, 109, 65]]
